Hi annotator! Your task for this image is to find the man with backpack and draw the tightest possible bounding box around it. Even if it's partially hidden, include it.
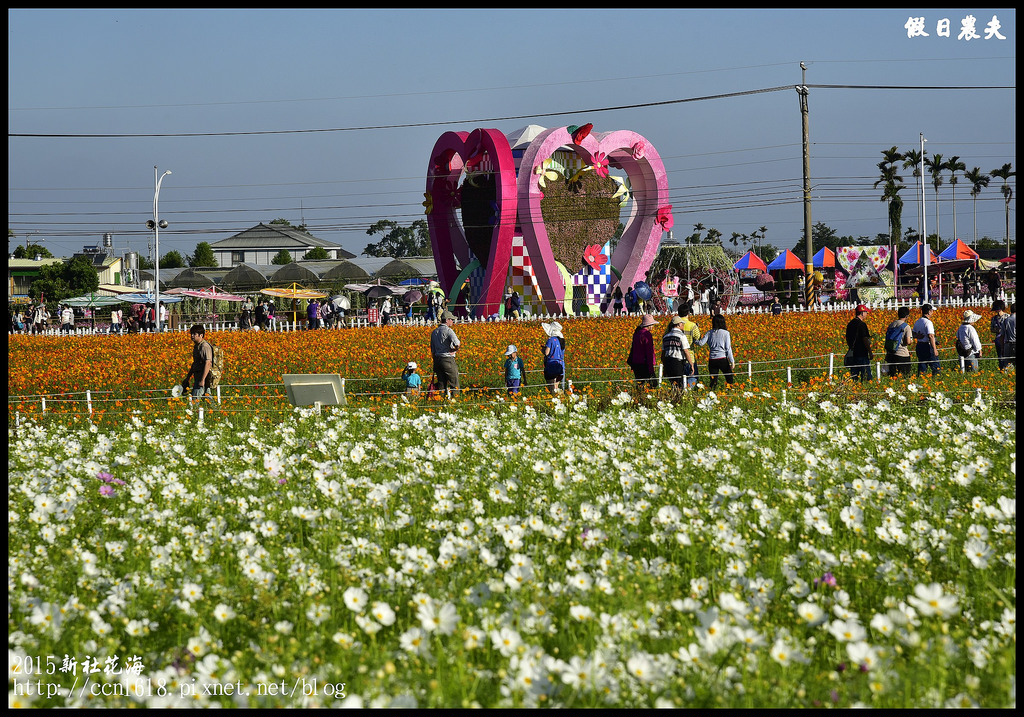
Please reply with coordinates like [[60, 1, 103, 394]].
[[883, 307, 913, 377], [181, 324, 221, 400]]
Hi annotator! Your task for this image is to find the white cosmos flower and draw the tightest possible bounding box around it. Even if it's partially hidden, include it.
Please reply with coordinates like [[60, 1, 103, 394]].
[[828, 618, 867, 643], [846, 641, 880, 670], [907, 583, 959, 619], [371, 601, 396, 626], [796, 602, 826, 626], [343, 586, 369, 612], [213, 603, 236, 622], [418, 601, 458, 635]]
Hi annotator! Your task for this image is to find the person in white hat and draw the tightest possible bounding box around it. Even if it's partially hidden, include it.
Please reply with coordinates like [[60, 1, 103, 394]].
[[503, 345, 525, 395], [541, 322, 566, 393], [955, 310, 983, 373], [401, 361, 422, 394]]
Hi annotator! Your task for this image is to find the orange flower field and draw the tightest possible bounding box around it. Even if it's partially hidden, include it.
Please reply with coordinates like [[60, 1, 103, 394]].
[[8, 307, 1016, 422]]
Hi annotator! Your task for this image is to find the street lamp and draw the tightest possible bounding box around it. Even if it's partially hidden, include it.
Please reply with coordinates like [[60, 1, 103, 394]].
[[146, 166, 171, 332]]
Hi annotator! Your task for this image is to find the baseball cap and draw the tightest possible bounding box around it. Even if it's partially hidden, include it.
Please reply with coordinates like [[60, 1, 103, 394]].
[[440, 310, 456, 322], [504, 344, 518, 356], [855, 304, 870, 314], [406, 361, 417, 370]]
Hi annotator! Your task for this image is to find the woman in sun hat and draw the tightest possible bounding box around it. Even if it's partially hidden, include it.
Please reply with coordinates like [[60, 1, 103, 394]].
[[541, 322, 566, 394], [503, 345, 526, 395], [955, 310, 983, 373], [627, 314, 658, 387]]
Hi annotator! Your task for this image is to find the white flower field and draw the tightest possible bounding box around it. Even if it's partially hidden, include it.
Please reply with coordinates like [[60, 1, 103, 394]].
[[7, 388, 1016, 707]]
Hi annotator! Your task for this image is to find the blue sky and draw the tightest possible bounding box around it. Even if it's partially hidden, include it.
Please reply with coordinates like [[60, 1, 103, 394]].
[[8, 8, 1016, 260]]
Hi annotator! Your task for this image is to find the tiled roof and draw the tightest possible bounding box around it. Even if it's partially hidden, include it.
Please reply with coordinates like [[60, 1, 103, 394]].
[[209, 223, 356, 258]]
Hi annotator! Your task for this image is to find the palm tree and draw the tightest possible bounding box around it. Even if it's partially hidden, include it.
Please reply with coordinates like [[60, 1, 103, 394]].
[[902, 148, 923, 240], [946, 155, 966, 244], [874, 147, 904, 244], [989, 163, 1015, 257], [924, 153, 946, 243], [964, 167, 990, 247]]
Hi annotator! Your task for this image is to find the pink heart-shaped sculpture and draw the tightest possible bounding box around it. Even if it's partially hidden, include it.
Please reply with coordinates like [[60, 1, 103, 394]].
[[425, 128, 516, 317], [517, 127, 669, 314]]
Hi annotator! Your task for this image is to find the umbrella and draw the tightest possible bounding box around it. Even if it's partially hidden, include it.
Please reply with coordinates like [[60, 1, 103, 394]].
[[117, 293, 184, 304], [63, 292, 124, 308], [260, 282, 327, 300], [998, 254, 1015, 264], [402, 289, 423, 304], [330, 295, 351, 310], [633, 281, 653, 301], [179, 286, 246, 302], [365, 285, 396, 300]]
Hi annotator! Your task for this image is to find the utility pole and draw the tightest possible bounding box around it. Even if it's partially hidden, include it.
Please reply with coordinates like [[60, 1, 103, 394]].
[[798, 63, 814, 307], [920, 134, 928, 303]]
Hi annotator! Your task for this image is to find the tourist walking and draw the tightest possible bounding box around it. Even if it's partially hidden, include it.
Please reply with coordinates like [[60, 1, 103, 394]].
[[541, 321, 566, 393], [955, 310, 983, 373], [181, 324, 214, 400], [430, 310, 461, 396], [626, 314, 658, 387], [661, 315, 694, 390], [912, 303, 940, 376], [697, 313, 735, 390], [844, 304, 873, 381], [883, 306, 913, 377]]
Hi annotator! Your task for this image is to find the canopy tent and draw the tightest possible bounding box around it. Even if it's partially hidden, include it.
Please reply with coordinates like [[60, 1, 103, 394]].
[[938, 239, 980, 261], [812, 247, 836, 269], [179, 286, 246, 302], [766, 249, 804, 272], [900, 258, 976, 276], [898, 242, 939, 265], [732, 250, 767, 273], [165, 267, 220, 289]]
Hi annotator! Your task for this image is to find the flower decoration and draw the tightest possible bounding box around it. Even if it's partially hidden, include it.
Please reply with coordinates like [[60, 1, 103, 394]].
[[583, 244, 608, 271], [592, 152, 610, 178], [534, 158, 561, 190], [568, 123, 593, 144], [656, 205, 674, 232], [631, 141, 646, 160], [422, 192, 434, 215], [444, 180, 461, 209]]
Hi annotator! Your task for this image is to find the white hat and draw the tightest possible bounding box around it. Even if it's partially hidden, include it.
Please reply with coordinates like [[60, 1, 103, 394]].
[[962, 310, 981, 324], [542, 321, 563, 338], [406, 361, 417, 370], [171, 384, 184, 398], [504, 344, 518, 356]]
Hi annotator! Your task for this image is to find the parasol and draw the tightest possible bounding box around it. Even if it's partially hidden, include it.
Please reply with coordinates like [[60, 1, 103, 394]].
[[330, 295, 351, 310], [63, 291, 124, 308], [365, 285, 396, 300], [259, 282, 327, 300], [117, 292, 184, 304], [998, 254, 1015, 264], [402, 289, 423, 304], [632, 281, 653, 301], [180, 286, 246, 302]]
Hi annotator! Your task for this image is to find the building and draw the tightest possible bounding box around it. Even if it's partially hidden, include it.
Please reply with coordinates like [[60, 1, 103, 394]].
[[72, 246, 124, 286], [209, 223, 356, 267], [8, 257, 65, 302]]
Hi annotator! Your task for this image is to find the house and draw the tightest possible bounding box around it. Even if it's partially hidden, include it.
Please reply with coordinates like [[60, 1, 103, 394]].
[[209, 223, 356, 267], [72, 246, 124, 286], [7, 256, 65, 302]]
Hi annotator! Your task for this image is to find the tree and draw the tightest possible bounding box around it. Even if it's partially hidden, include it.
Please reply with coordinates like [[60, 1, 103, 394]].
[[363, 219, 431, 258], [874, 147, 904, 244], [924, 153, 946, 241], [189, 242, 217, 268], [160, 250, 185, 269], [964, 167, 990, 247], [12, 243, 54, 260], [303, 246, 330, 261], [29, 257, 99, 302], [946, 155, 966, 242], [269, 217, 309, 233], [271, 249, 293, 265], [902, 148, 924, 239], [989, 163, 1015, 257]]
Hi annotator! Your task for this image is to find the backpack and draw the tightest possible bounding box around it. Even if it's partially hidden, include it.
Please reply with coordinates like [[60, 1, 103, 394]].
[[207, 341, 225, 388], [954, 331, 972, 358], [884, 323, 905, 354]]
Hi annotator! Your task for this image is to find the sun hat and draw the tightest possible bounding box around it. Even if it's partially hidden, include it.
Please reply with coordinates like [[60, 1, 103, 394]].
[[440, 310, 456, 322], [406, 361, 417, 370], [640, 314, 657, 328], [855, 304, 870, 314], [542, 321, 563, 338], [171, 384, 184, 398], [504, 344, 518, 356], [962, 310, 981, 324]]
